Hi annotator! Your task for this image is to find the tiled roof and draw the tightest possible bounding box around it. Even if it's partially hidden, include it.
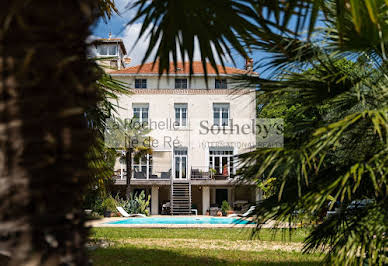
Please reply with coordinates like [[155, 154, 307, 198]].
[[111, 61, 254, 75]]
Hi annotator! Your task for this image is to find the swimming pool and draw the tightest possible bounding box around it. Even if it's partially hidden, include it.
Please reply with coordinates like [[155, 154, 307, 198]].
[[106, 217, 254, 225]]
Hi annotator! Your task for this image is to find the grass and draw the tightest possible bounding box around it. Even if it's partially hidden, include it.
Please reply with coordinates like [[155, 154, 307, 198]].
[[90, 228, 309, 242], [89, 228, 322, 265]]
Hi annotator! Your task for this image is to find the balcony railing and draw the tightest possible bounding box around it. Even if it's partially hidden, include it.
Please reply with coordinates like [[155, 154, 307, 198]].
[[113, 166, 232, 184], [113, 168, 172, 184], [190, 166, 232, 180]]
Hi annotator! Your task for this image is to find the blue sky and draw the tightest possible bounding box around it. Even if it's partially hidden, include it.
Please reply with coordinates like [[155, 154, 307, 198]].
[[92, 0, 255, 70], [91, 0, 313, 74]]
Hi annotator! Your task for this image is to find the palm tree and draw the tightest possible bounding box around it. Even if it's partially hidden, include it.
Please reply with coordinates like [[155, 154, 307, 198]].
[[105, 118, 152, 199], [0, 1, 117, 265], [128, 1, 388, 264], [84, 70, 130, 207]]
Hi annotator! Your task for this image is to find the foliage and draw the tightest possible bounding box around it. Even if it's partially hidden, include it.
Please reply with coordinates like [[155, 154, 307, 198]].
[[115, 191, 151, 215], [257, 177, 278, 199], [241, 27, 387, 266], [85, 68, 130, 199], [106, 117, 152, 198], [128, 0, 388, 77], [221, 201, 231, 214], [100, 196, 118, 212], [128, 1, 388, 265]]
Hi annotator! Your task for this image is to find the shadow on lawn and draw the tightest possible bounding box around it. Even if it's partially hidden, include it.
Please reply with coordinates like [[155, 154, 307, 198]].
[[90, 246, 320, 266]]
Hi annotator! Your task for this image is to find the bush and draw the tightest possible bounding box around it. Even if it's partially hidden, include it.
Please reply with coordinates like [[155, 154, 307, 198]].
[[115, 191, 150, 215], [100, 196, 117, 212]]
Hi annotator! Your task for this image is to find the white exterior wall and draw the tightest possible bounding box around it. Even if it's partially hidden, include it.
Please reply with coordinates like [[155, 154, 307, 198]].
[[112, 75, 256, 178], [113, 75, 236, 90]]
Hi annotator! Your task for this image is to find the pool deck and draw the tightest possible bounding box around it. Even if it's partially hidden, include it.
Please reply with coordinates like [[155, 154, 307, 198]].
[[88, 216, 285, 228]]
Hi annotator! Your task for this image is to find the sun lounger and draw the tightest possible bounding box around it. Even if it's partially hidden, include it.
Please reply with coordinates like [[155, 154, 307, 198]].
[[116, 206, 146, 218], [227, 205, 255, 218]]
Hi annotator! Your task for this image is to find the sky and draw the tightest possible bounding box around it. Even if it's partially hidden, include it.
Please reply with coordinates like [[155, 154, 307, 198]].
[[91, 0, 315, 74], [92, 0, 252, 70]]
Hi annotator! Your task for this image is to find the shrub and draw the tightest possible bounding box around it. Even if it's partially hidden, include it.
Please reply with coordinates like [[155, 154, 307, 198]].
[[115, 191, 150, 215], [221, 200, 231, 214], [100, 196, 117, 212]]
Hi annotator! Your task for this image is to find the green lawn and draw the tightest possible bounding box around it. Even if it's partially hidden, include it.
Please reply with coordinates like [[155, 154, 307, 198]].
[[89, 228, 322, 265], [90, 228, 309, 242]]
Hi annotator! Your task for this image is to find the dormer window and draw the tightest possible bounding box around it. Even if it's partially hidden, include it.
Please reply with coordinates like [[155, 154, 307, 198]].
[[135, 79, 147, 89], [108, 45, 117, 55], [215, 79, 227, 89], [175, 78, 188, 89], [97, 44, 117, 56]]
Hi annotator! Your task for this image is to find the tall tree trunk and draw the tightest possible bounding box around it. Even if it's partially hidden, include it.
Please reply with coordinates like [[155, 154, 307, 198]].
[[125, 148, 133, 199], [0, 1, 99, 265]]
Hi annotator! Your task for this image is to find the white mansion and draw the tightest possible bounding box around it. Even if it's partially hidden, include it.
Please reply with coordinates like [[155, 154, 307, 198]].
[[92, 38, 262, 215]]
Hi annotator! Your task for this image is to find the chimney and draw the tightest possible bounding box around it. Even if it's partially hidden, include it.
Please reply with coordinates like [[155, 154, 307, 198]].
[[123, 57, 131, 67], [245, 57, 253, 71]]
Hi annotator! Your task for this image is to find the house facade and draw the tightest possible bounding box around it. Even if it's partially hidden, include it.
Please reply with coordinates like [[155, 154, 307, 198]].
[[94, 38, 261, 215]]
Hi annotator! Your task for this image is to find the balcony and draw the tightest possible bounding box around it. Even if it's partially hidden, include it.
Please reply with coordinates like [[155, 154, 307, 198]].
[[190, 166, 232, 180], [113, 168, 172, 184], [113, 151, 173, 185]]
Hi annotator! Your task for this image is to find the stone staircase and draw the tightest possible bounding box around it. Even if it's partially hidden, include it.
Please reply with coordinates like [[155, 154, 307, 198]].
[[171, 180, 191, 215]]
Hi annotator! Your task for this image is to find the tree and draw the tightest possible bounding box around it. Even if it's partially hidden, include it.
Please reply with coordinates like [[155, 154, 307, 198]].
[[105, 118, 152, 199], [128, 1, 388, 264], [0, 1, 117, 265], [84, 70, 130, 207]]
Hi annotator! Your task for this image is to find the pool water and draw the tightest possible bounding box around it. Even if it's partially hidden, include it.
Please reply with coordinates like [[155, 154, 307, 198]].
[[107, 217, 254, 225]]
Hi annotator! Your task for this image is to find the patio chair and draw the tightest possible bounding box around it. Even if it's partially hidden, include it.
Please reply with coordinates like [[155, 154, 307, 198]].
[[116, 207, 146, 218], [227, 205, 255, 217]]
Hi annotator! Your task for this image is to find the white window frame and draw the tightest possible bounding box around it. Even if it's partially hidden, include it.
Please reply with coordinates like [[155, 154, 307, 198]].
[[209, 147, 234, 178], [135, 79, 147, 89], [97, 44, 118, 56], [174, 103, 187, 127], [175, 78, 188, 89], [213, 103, 230, 126], [174, 148, 188, 179], [133, 154, 152, 179], [132, 103, 149, 123]]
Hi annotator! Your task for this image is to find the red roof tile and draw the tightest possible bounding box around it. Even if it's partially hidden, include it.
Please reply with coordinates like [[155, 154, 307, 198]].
[[111, 61, 254, 75]]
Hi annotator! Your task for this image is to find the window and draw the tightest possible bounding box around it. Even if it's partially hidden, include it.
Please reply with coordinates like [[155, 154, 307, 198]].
[[133, 104, 149, 123], [97, 44, 117, 55], [135, 79, 147, 89], [174, 103, 187, 127], [209, 148, 234, 178], [174, 148, 187, 179], [215, 79, 227, 89], [97, 45, 108, 55], [175, 78, 188, 89], [213, 103, 230, 126], [108, 45, 117, 55], [133, 154, 152, 179]]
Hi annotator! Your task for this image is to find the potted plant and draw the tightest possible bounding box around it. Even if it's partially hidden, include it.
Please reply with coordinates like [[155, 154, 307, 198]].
[[221, 200, 231, 216], [209, 168, 217, 179], [101, 196, 117, 217]]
